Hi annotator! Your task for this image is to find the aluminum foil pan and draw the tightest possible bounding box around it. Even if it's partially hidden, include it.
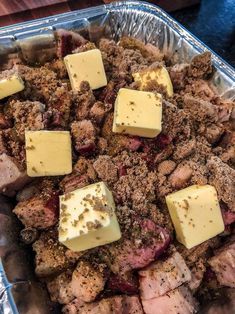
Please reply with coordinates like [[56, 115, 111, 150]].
[[0, 1, 234, 313]]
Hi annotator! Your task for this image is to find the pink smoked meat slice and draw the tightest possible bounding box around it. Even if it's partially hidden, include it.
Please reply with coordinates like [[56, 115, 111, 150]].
[[142, 285, 198, 314], [103, 219, 171, 274], [0, 153, 29, 195], [139, 251, 191, 299], [208, 238, 235, 288], [63, 295, 143, 314]]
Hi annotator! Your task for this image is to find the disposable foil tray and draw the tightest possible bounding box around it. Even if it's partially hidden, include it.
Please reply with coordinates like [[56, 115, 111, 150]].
[[0, 1, 234, 313]]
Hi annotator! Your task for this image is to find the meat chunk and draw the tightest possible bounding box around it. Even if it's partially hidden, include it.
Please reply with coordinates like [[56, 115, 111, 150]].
[[93, 155, 118, 184], [17, 64, 60, 102], [7, 100, 45, 141], [56, 29, 87, 58], [102, 219, 171, 274], [72, 87, 96, 121], [32, 229, 80, 277], [204, 124, 224, 144], [162, 101, 191, 141], [169, 63, 189, 90], [63, 295, 143, 314], [142, 285, 198, 314], [208, 238, 235, 288], [107, 272, 138, 295], [173, 139, 196, 160], [139, 251, 191, 299], [13, 193, 58, 229], [71, 261, 106, 302], [0, 153, 29, 195], [201, 288, 235, 314], [189, 51, 212, 79], [60, 173, 90, 194], [47, 84, 72, 127], [188, 79, 216, 102], [71, 120, 96, 155], [158, 160, 176, 175], [207, 156, 235, 211], [188, 258, 206, 291], [119, 36, 161, 62], [47, 270, 74, 304], [183, 95, 218, 123], [168, 162, 193, 189], [222, 208, 235, 226], [90, 101, 110, 124]]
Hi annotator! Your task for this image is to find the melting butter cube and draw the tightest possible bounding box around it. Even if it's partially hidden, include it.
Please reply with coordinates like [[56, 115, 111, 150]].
[[0, 74, 24, 100], [64, 49, 107, 90], [25, 131, 72, 177], [112, 88, 162, 138], [166, 185, 224, 249], [59, 182, 121, 252], [133, 66, 173, 97]]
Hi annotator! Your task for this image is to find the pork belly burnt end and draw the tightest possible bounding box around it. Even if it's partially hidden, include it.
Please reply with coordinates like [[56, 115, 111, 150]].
[[13, 192, 59, 229], [71, 120, 96, 155], [208, 238, 235, 288], [139, 251, 191, 299], [102, 219, 171, 274], [7, 100, 45, 141], [93, 155, 118, 184], [55, 29, 87, 58], [47, 270, 74, 304], [142, 285, 198, 314], [63, 295, 143, 314], [207, 156, 235, 211], [71, 261, 106, 302], [0, 153, 29, 195], [189, 51, 212, 79], [33, 229, 83, 277]]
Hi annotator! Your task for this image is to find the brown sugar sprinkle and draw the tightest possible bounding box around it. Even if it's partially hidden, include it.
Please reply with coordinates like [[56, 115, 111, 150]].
[[31, 166, 37, 172], [25, 145, 35, 150], [63, 192, 74, 201]]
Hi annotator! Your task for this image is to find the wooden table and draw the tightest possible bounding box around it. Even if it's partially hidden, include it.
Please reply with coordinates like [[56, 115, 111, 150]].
[[0, 0, 200, 27]]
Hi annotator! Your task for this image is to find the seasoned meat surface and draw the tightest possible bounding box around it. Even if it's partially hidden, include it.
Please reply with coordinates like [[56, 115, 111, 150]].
[[2, 32, 233, 313], [139, 251, 191, 299]]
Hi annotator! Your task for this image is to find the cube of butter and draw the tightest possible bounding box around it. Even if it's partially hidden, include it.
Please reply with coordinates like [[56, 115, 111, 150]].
[[112, 88, 162, 138], [133, 66, 173, 97], [25, 131, 72, 177], [64, 49, 107, 90], [59, 182, 121, 251], [166, 185, 224, 249], [0, 74, 24, 100]]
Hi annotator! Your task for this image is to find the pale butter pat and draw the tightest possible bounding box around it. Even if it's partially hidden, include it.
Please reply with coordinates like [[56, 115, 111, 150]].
[[25, 131, 72, 177], [59, 182, 121, 252], [64, 49, 107, 90], [166, 185, 224, 249], [112, 88, 162, 138], [133, 66, 173, 97], [0, 74, 24, 100]]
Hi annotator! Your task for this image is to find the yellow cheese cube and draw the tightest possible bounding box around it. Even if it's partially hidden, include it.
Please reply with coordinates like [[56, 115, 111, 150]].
[[64, 49, 107, 90], [59, 182, 121, 251], [133, 66, 173, 97], [166, 185, 224, 249], [25, 131, 72, 177], [0, 74, 24, 100], [112, 88, 162, 138]]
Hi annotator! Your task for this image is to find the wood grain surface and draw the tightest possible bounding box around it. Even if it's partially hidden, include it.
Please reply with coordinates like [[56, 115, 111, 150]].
[[0, 0, 200, 27]]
